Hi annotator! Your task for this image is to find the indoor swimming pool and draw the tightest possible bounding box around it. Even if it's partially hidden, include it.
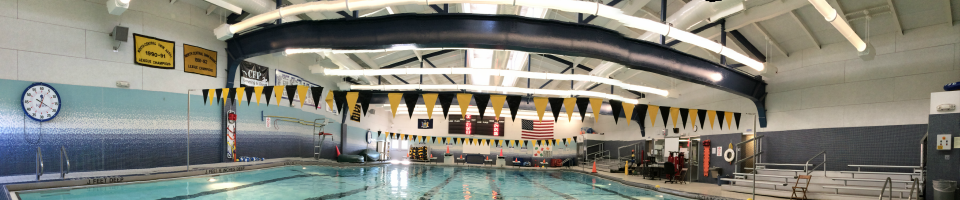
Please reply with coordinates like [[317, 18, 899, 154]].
[[16, 165, 690, 200]]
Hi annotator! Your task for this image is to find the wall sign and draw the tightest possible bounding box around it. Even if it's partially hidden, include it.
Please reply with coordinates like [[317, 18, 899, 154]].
[[183, 44, 217, 77], [240, 61, 269, 86], [133, 34, 175, 69], [418, 119, 433, 129], [276, 69, 319, 106]]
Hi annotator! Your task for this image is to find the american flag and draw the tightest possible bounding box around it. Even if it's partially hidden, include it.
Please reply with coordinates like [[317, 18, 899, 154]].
[[521, 119, 554, 140]]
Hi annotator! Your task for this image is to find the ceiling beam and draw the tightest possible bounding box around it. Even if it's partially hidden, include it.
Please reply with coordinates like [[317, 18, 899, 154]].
[[789, 10, 821, 49], [886, 0, 904, 35], [728, 30, 767, 62], [382, 50, 455, 69], [752, 22, 788, 57]]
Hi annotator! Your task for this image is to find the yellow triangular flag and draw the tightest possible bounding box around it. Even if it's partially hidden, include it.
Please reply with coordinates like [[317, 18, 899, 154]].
[[689, 109, 698, 129], [222, 88, 230, 104], [708, 110, 717, 129], [533, 97, 548, 122], [589, 98, 602, 122], [273, 86, 284, 106], [622, 102, 635, 125], [388, 93, 403, 118], [207, 89, 216, 105], [648, 105, 660, 127], [297, 85, 309, 108], [422, 93, 438, 119], [671, 108, 680, 128], [457, 93, 472, 118], [725, 111, 734, 130], [254, 87, 264, 106], [236, 87, 245, 105], [325, 91, 335, 110], [491, 95, 506, 119], [346, 92, 359, 115], [563, 98, 576, 122]]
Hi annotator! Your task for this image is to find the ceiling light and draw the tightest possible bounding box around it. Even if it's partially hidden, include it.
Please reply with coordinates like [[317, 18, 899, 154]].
[[106, 0, 130, 15]]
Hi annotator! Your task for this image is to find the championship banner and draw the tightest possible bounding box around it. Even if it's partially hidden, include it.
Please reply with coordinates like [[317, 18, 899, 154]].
[[183, 44, 217, 77], [418, 119, 433, 129], [276, 70, 320, 107], [240, 61, 269, 86], [133, 34, 175, 69], [223, 99, 238, 161]]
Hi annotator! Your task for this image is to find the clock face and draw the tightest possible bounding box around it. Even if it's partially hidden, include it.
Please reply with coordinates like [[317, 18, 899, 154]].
[[22, 83, 61, 122]]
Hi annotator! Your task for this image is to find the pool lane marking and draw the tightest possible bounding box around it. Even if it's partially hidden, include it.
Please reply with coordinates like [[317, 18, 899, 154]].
[[157, 174, 329, 200], [547, 172, 639, 200], [517, 173, 577, 200], [417, 168, 461, 200], [484, 171, 502, 199], [304, 168, 429, 200]]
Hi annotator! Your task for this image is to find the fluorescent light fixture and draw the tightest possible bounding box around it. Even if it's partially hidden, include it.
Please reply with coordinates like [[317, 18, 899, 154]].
[[383, 84, 421, 90], [324, 69, 365, 76], [459, 68, 500, 76], [510, 71, 547, 79], [407, 68, 452, 74], [351, 85, 385, 90], [667, 27, 722, 53], [458, 85, 498, 91], [364, 68, 407, 76], [806, 0, 866, 52], [720, 47, 764, 71]]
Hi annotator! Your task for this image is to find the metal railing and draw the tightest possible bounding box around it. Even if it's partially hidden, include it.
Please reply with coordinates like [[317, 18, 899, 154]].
[[36, 147, 43, 181], [60, 146, 70, 179], [907, 178, 919, 200], [735, 134, 764, 200], [879, 177, 893, 200], [616, 142, 643, 162], [805, 150, 826, 176]]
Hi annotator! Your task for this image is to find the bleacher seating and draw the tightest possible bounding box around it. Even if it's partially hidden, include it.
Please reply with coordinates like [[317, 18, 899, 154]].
[[721, 163, 923, 200]]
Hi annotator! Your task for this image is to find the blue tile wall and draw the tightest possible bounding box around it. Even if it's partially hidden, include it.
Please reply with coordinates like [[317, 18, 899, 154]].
[[926, 113, 960, 199], [757, 124, 926, 172], [697, 133, 742, 184], [0, 79, 374, 177]]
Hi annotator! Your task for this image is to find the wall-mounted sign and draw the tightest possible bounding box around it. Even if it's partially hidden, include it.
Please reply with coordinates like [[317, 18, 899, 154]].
[[133, 34, 175, 69], [418, 119, 433, 129], [350, 104, 362, 122], [183, 44, 217, 77], [240, 61, 269, 87]]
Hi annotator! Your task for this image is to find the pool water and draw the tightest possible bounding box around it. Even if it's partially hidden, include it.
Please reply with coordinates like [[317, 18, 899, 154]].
[[17, 165, 691, 200]]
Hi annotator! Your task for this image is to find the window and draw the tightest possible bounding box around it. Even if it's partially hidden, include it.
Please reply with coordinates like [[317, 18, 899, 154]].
[[392, 139, 408, 150]]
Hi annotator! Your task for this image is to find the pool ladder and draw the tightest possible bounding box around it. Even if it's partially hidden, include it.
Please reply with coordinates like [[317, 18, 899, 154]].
[[35, 146, 70, 181]]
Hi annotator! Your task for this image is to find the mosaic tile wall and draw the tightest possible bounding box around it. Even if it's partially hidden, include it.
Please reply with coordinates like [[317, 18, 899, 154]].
[[0, 79, 355, 176], [757, 124, 926, 172], [926, 113, 960, 199]]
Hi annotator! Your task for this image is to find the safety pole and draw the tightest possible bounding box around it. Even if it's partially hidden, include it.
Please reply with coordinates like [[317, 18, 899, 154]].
[[187, 89, 192, 171], [660, 0, 667, 45]]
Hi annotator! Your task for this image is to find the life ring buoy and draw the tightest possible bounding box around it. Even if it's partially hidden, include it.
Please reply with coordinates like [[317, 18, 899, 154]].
[[723, 148, 736, 162]]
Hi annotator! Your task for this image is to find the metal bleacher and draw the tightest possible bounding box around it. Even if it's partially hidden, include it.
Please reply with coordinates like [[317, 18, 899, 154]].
[[722, 151, 924, 200]]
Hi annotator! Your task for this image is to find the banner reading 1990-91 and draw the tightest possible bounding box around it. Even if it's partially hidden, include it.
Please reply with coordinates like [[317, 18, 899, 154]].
[[133, 34, 175, 69]]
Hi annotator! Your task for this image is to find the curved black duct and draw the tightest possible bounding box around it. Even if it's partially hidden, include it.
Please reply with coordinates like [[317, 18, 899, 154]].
[[224, 13, 767, 127]]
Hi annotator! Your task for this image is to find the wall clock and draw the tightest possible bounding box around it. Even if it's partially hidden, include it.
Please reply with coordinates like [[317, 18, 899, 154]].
[[22, 82, 61, 122]]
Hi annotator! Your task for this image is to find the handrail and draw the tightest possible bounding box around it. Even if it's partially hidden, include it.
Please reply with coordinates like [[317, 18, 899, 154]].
[[907, 178, 919, 200], [60, 146, 70, 179], [878, 177, 893, 200], [736, 135, 765, 146], [36, 147, 43, 181], [616, 142, 643, 161], [805, 151, 827, 176]]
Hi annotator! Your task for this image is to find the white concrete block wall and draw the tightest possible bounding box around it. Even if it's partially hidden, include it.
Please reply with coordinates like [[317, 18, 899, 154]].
[[0, 0, 233, 94], [645, 23, 960, 135]]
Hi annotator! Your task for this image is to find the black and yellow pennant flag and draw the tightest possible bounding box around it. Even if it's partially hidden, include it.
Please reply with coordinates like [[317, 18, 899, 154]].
[[441, 137, 447, 144], [273, 86, 285, 106], [563, 98, 576, 122], [533, 97, 548, 122], [648, 105, 660, 127], [659, 106, 671, 127], [671, 108, 680, 128], [262, 86, 274, 106], [423, 93, 438, 119], [576, 98, 589, 122], [459, 138, 465, 145], [491, 95, 506, 119], [707, 110, 717, 129], [285, 85, 297, 107], [610, 100, 622, 124], [403, 93, 419, 119], [679, 108, 690, 129], [388, 93, 403, 118], [549, 98, 564, 122], [439, 93, 455, 119], [389, 132, 394, 140], [725, 111, 734, 130], [244, 87, 255, 106], [202, 89, 211, 105], [346, 92, 359, 116], [562, 138, 568, 145], [506, 95, 522, 121], [325, 91, 335, 110], [431, 136, 437, 144], [485, 139, 491, 146], [297, 85, 309, 108], [421, 136, 427, 143], [236, 87, 245, 105], [697, 109, 707, 129], [215, 88, 223, 105], [733, 112, 742, 129], [623, 102, 635, 125], [717, 110, 726, 129], [475, 94, 490, 119], [226, 88, 236, 104], [457, 93, 472, 118], [310, 86, 324, 109], [589, 98, 602, 122]]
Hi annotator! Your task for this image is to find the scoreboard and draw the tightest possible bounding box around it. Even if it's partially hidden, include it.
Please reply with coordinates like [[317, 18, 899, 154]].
[[448, 115, 505, 137]]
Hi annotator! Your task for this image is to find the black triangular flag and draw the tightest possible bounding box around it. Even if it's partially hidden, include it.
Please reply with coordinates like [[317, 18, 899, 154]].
[[310, 86, 324, 109], [549, 98, 564, 122], [634, 104, 648, 129], [576, 98, 589, 122], [610, 100, 622, 124], [432, 137, 437, 144], [285, 85, 297, 107], [438, 93, 454, 119], [215, 88, 223, 105], [697, 110, 708, 129], [679, 108, 689, 129], [506, 95, 522, 121], [244, 87, 255, 106], [333, 91, 347, 113], [262, 86, 274, 107], [227, 88, 237, 104], [474, 94, 490, 119], [536, 140, 542, 146], [441, 137, 447, 144], [403, 92, 419, 119], [523, 140, 529, 147], [377, 131, 382, 138], [717, 111, 726, 129], [359, 91, 372, 116], [201, 89, 209, 105], [659, 106, 671, 127], [562, 138, 567, 145], [734, 113, 742, 129]]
